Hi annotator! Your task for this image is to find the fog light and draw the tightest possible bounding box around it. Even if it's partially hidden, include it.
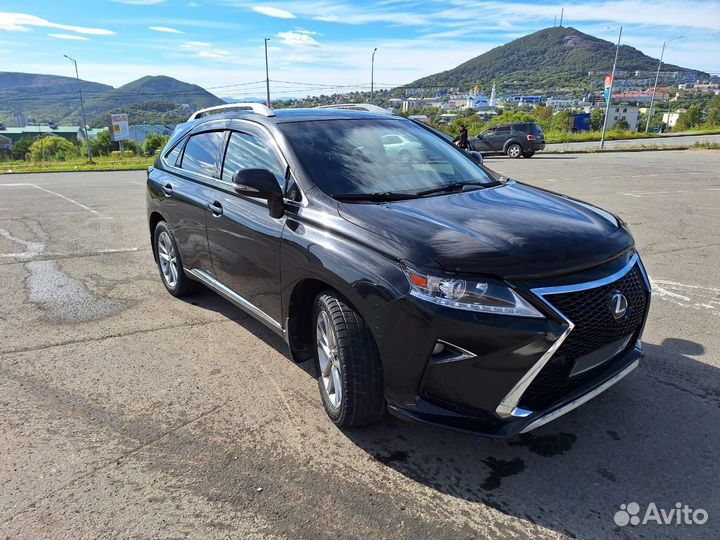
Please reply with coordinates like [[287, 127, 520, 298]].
[[432, 342, 445, 355]]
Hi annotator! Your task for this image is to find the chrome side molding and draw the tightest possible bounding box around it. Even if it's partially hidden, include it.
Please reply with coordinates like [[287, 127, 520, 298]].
[[520, 359, 639, 433], [186, 268, 283, 333]]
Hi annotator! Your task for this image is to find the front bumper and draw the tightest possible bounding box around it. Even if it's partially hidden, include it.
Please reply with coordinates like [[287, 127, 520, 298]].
[[372, 252, 651, 438]]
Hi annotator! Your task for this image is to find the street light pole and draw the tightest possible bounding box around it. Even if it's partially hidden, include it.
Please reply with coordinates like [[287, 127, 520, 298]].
[[264, 38, 271, 108], [645, 35, 683, 133], [64, 55, 93, 163], [371, 48, 377, 102], [600, 26, 622, 150]]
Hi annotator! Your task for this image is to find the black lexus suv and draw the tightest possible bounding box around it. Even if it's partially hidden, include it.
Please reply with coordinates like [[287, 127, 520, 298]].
[[147, 104, 651, 437], [470, 122, 545, 158]]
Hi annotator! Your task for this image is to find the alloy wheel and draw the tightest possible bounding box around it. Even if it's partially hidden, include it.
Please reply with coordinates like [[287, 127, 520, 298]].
[[157, 230, 178, 288], [316, 310, 343, 408]]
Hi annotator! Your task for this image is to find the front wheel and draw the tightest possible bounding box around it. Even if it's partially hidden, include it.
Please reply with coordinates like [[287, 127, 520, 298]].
[[314, 292, 385, 427], [506, 143, 522, 158]]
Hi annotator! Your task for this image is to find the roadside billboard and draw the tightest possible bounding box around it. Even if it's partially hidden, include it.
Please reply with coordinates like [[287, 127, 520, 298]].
[[110, 114, 129, 142], [604, 74, 614, 103]]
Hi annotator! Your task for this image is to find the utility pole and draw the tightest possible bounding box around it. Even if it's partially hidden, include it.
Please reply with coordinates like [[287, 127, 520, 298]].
[[371, 48, 377, 102], [600, 26, 622, 149], [559, 8, 563, 27], [264, 38, 271, 108], [64, 55, 93, 163], [645, 35, 683, 132]]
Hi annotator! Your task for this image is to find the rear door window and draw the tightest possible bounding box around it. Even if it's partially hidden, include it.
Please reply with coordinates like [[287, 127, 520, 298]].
[[495, 126, 511, 136], [180, 131, 225, 177]]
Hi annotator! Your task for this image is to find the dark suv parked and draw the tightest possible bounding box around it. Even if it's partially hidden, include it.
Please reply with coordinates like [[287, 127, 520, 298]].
[[470, 122, 545, 158], [147, 104, 650, 437]]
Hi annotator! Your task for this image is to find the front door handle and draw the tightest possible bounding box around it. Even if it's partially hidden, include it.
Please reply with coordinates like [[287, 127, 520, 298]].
[[162, 183, 173, 196], [207, 201, 223, 217]]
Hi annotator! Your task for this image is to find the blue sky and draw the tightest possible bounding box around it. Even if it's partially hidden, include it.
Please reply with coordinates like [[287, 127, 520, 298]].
[[1, 0, 719, 98]]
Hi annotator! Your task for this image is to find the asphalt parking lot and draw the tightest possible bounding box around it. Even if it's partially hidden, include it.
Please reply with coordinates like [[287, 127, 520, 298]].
[[1, 149, 718, 539]]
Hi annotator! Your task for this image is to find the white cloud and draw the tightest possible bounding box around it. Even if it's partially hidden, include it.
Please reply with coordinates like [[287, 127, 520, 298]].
[[148, 26, 184, 33], [277, 29, 320, 47], [48, 33, 89, 41], [181, 40, 230, 60], [181, 41, 211, 48], [0, 12, 115, 35], [252, 6, 295, 19]]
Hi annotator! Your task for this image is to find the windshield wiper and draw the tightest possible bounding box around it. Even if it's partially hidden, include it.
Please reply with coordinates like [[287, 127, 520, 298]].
[[331, 192, 418, 202], [415, 180, 501, 197]]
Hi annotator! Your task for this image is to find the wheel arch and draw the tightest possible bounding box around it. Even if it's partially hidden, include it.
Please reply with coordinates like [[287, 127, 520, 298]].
[[503, 139, 522, 152], [148, 211, 165, 261]]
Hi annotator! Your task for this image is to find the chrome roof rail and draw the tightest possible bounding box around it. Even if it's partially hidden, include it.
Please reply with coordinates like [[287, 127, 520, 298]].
[[188, 103, 275, 120], [316, 103, 393, 115]]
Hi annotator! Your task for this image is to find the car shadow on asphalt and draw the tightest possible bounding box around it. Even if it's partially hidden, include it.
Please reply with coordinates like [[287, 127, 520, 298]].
[[179, 289, 719, 537], [340, 337, 719, 537]]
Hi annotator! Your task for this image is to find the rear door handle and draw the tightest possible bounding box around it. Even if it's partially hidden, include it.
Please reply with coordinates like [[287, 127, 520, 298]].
[[162, 183, 173, 196], [207, 201, 223, 217]]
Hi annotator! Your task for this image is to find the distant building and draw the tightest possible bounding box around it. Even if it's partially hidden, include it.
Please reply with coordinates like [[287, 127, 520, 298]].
[[546, 96, 580, 109], [77, 127, 108, 142], [14, 114, 27, 128], [466, 94, 489, 109], [608, 104, 640, 131], [128, 125, 175, 145], [0, 125, 80, 143], [662, 110, 686, 128]]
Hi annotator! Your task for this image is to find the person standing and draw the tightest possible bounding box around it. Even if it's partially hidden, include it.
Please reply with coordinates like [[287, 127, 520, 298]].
[[454, 125, 469, 150]]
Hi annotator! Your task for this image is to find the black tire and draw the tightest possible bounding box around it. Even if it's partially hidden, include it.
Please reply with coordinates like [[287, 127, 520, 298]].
[[523, 151, 535, 158], [313, 292, 385, 427], [153, 221, 197, 297], [506, 143, 522, 158]]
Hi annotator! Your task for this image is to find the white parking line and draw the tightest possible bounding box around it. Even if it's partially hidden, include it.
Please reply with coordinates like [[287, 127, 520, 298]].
[[620, 187, 720, 198], [0, 246, 142, 259], [0, 183, 109, 219], [651, 278, 719, 316]]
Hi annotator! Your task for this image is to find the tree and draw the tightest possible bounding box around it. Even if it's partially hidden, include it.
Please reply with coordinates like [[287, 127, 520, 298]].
[[144, 133, 169, 155], [11, 137, 34, 161], [614, 117, 630, 131], [590, 108, 605, 131], [704, 95, 720, 127], [29, 136, 78, 161], [674, 105, 703, 131], [81, 129, 114, 157]]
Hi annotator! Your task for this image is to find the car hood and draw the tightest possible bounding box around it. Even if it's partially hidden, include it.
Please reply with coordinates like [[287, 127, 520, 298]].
[[338, 181, 634, 279]]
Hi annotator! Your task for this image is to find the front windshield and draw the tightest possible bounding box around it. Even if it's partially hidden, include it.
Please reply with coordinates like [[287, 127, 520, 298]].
[[280, 118, 494, 197]]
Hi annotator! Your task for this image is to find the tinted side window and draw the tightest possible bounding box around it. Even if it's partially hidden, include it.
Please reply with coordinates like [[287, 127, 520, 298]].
[[495, 127, 511, 136], [164, 140, 183, 166], [513, 124, 530, 133], [221, 131, 285, 186], [180, 131, 224, 177]]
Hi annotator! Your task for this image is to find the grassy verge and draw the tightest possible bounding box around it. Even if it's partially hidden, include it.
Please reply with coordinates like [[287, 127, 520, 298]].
[[1, 155, 155, 174], [542, 141, 720, 154], [544, 127, 720, 144]]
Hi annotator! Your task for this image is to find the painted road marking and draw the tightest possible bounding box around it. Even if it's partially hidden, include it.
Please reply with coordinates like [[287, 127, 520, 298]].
[[651, 279, 719, 317], [0, 183, 109, 218], [621, 187, 720, 198]]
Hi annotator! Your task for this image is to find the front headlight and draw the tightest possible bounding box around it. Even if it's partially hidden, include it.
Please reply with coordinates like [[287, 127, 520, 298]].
[[402, 265, 543, 318]]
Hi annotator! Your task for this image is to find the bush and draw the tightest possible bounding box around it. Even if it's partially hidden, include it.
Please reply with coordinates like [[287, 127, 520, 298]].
[[143, 133, 169, 155], [614, 117, 630, 131], [11, 137, 34, 160], [29, 136, 78, 162]]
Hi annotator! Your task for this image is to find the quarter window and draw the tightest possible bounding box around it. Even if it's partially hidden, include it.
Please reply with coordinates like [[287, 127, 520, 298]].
[[164, 140, 183, 167], [180, 131, 224, 177], [221, 131, 286, 186]]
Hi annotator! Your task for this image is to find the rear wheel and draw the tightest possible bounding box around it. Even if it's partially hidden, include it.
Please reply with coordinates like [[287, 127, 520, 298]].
[[153, 221, 197, 297], [506, 143, 522, 158], [313, 292, 385, 427]]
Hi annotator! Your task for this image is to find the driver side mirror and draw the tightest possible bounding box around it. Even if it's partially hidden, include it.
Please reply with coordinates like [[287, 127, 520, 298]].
[[233, 168, 284, 218], [466, 150, 484, 165]]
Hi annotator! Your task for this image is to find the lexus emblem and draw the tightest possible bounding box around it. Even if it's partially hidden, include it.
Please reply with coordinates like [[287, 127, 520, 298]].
[[609, 291, 629, 321]]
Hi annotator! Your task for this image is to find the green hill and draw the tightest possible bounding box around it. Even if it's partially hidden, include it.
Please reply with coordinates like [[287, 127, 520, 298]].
[[80, 75, 224, 123], [0, 72, 112, 125], [409, 27, 707, 91], [0, 72, 223, 126]]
